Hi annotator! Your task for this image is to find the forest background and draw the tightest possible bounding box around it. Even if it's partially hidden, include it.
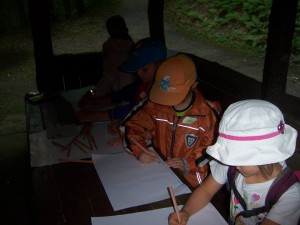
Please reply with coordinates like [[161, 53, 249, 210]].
[[1, 0, 299, 57]]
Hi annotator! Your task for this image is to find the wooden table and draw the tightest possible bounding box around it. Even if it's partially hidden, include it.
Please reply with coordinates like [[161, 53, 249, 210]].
[[31, 162, 192, 225], [26, 93, 228, 225]]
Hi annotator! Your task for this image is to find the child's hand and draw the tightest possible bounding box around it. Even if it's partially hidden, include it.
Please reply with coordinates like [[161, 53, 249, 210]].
[[107, 121, 121, 135], [137, 151, 158, 163], [107, 137, 122, 147], [168, 210, 189, 225], [165, 158, 185, 172]]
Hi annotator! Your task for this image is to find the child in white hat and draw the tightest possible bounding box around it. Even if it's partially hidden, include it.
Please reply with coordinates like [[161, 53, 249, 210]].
[[168, 99, 300, 225]]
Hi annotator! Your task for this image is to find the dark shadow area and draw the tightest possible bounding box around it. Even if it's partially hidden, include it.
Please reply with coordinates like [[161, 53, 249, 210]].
[[52, 52, 103, 91], [0, 134, 33, 225], [0, 49, 32, 71]]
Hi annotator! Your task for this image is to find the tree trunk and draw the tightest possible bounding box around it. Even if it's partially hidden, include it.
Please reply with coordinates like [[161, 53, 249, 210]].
[[75, 0, 85, 16]]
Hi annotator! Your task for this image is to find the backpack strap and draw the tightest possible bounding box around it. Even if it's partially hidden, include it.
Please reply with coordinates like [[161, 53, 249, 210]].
[[294, 171, 300, 180], [227, 166, 247, 211], [227, 166, 266, 225], [228, 166, 299, 225], [265, 167, 299, 211]]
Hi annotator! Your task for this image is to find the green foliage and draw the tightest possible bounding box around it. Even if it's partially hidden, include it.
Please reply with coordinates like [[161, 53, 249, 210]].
[[171, 0, 300, 58], [0, 0, 113, 33]]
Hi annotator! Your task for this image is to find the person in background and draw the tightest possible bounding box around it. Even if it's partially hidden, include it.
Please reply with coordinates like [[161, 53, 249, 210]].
[[76, 37, 167, 123], [78, 14, 134, 113], [119, 37, 167, 104], [168, 99, 300, 225], [123, 54, 220, 188]]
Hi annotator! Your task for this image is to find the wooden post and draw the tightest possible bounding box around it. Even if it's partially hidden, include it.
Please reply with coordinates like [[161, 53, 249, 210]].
[[261, 0, 298, 100], [148, 0, 165, 44], [28, 0, 55, 92]]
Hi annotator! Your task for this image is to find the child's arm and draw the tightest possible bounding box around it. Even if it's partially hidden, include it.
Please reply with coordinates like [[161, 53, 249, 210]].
[[260, 219, 279, 225], [168, 174, 223, 225], [124, 102, 156, 159], [136, 150, 158, 163]]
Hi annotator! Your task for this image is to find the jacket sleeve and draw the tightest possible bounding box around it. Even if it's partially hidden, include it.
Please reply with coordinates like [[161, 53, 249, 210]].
[[189, 108, 219, 174], [123, 101, 155, 158]]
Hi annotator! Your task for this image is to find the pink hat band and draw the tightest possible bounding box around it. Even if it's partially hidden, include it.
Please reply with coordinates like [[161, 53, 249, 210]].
[[219, 121, 285, 141], [206, 100, 297, 166]]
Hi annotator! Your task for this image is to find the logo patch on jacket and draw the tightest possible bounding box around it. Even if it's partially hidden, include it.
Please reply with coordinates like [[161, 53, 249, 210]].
[[185, 134, 197, 148], [182, 116, 197, 124]]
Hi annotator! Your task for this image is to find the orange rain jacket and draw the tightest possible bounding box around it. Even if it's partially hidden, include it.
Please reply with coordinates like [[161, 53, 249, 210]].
[[123, 89, 220, 188]]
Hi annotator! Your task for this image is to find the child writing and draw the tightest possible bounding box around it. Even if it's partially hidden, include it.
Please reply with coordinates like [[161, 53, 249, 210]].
[[123, 54, 220, 188], [168, 99, 300, 225], [77, 37, 167, 123]]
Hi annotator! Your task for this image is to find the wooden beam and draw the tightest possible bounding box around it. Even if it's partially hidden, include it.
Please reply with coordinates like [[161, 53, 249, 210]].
[[148, 0, 165, 44], [262, 0, 299, 100], [28, 0, 55, 92]]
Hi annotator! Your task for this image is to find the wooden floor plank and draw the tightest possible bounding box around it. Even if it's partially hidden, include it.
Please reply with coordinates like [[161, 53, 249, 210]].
[[80, 163, 115, 217], [32, 166, 64, 225], [52, 163, 95, 225]]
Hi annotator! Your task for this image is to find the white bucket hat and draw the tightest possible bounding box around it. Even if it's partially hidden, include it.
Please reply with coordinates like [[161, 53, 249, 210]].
[[207, 99, 298, 166]]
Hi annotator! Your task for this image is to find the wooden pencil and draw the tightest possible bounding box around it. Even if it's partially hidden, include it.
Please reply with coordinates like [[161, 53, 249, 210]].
[[168, 186, 181, 223], [58, 159, 94, 164], [129, 137, 153, 156]]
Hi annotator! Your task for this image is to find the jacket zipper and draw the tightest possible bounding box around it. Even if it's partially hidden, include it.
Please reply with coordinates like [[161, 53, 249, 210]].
[[170, 116, 180, 158]]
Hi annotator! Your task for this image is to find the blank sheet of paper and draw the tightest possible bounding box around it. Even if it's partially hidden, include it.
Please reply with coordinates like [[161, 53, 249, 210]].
[[60, 86, 130, 112], [91, 204, 227, 225], [60, 86, 94, 112], [92, 153, 191, 211]]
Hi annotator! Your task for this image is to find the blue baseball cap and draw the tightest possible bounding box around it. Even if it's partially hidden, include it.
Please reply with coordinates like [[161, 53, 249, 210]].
[[121, 37, 167, 72]]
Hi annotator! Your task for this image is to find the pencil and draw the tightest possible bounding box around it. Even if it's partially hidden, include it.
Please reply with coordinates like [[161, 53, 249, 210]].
[[51, 140, 69, 151], [129, 137, 153, 156], [89, 134, 98, 149], [168, 186, 181, 223], [58, 159, 94, 164]]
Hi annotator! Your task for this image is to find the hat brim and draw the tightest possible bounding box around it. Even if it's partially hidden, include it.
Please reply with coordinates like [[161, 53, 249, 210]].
[[206, 124, 298, 166], [120, 57, 147, 72], [149, 81, 190, 106]]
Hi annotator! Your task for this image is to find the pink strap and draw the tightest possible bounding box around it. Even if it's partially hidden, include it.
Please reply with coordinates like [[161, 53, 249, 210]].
[[294, 171, 300, 180], [219, 130, 282, 141]]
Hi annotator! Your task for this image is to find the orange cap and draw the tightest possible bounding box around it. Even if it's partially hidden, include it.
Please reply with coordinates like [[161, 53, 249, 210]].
[[149, 54, 196, 106]]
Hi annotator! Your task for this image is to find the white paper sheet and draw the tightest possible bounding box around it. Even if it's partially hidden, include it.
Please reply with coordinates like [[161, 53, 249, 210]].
[[92, 153, 191, 211], [59, 86, 94, 112], [91, 204, 227, 225], [30, 122, 124, 167], [60, 86, 130, 112]]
